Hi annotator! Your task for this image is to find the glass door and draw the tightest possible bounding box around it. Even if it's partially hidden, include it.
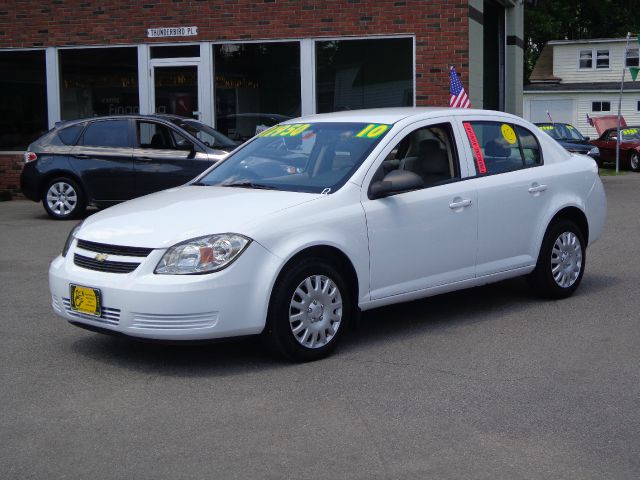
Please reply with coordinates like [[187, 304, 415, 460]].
[[152, 64, 199, 119]]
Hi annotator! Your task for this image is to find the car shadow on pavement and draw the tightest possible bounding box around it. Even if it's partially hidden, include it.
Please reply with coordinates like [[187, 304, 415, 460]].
[[68, 273, 620, 376]]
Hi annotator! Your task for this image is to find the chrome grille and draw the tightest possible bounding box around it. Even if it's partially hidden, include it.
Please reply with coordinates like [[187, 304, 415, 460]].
[[131, 311, 218, 330], [74, 254, 140, 273], [76, 239, 153, 257], [62, 297, 121, 326]]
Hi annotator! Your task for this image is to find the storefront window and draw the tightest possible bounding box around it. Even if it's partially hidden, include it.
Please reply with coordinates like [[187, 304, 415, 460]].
[[214, 42, 301, 142], [0, 50, 48, 150], [59, 47, 139, 120], [315, 38, 413, 113]]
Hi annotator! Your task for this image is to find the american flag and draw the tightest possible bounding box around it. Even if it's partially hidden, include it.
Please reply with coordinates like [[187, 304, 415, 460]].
[[449, 66, 471, 108]]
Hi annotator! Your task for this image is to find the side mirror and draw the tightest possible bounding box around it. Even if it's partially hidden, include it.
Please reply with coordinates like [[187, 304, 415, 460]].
[[369, 170, 424, 199], [611, 136, 618, 142], [584, 136, 590, 141]]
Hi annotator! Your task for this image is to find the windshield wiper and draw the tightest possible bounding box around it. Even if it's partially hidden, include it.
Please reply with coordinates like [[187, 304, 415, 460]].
[[220, 181, 280, 190]]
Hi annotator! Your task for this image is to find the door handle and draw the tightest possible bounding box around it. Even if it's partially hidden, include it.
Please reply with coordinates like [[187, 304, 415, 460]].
[[528, 183, 548, 194], [449, 198, 472, 209], [137, 157, 154, 162], [73, 154, 90, 159]]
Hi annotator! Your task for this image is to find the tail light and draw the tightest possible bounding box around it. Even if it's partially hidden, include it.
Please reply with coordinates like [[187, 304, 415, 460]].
[[23, 151, 37, 163]]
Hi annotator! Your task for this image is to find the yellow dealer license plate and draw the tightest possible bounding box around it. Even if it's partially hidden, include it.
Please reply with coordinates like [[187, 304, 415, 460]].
[[69, 284, 102, 316]]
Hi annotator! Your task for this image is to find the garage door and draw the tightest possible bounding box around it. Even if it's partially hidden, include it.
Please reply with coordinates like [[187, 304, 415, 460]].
[[529, 99, 574, 124]]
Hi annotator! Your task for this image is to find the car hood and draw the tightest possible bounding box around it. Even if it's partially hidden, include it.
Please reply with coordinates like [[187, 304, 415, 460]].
[[77, 186, 322, 249], [592, 115, 627, 136], [557, 139, 593, 150]]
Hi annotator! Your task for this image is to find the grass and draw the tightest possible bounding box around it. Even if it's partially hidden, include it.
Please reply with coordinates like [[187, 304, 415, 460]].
[[598, 168, 627, 176]]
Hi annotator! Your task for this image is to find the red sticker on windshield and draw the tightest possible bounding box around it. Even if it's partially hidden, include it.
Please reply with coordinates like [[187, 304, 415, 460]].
[[463, 122, 486, 174]]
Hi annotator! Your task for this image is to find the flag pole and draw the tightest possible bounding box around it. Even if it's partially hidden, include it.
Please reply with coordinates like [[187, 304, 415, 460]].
[[617, 32, 631, 174]]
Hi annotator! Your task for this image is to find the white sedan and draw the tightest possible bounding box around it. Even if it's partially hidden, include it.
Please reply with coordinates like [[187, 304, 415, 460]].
[[49, 108, 607, 361]]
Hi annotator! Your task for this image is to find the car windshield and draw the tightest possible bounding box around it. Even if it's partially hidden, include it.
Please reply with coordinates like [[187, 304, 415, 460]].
[[194, 122, 391, 194], [621, 127, 640, 141], [537, 123, 586, 141], [168, 118, 238, 150]]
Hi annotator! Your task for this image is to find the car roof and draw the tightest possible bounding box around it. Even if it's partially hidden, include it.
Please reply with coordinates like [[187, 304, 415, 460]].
[[288, 107, 525, 125], [54, 113, 197, 129]]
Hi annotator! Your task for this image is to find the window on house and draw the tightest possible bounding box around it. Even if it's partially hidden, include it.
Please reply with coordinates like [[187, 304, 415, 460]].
[[596, 49, 610, 69], [579, 50, 593, 69], [637, 100, 640, 112], [592, 101, 611, 112], [627, 48, 640, 67]]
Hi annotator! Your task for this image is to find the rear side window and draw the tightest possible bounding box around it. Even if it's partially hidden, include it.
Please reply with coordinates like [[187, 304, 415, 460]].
[[463, 121, 542, 175], [58, 124, 84, 145], [80, 120, 130, 148]]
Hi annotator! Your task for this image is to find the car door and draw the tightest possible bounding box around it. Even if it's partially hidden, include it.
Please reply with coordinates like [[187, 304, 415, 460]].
[[457, 118, 553, 276], [133, 120, 214, 196], [361, 120, 478, 300], [595, 130, 616, 163], [70, 119, 134, 201]]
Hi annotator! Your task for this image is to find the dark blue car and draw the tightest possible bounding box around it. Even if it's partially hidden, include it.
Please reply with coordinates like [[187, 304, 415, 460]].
[[20, 114, 237, 219], [535, 122, 599, 161]]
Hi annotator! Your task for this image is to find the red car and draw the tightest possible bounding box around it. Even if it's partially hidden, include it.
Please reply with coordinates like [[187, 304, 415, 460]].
[[589, 115, 640, 172]]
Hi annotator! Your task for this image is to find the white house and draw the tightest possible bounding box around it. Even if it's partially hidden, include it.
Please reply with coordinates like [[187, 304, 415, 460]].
[[523, 38, 640, 138]]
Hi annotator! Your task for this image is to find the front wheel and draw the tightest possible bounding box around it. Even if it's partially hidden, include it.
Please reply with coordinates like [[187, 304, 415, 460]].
[[529, 220, 586, 299], [629, 152, 640, 172], [264, 258, 352, 361], [42, 177, 86, 220]]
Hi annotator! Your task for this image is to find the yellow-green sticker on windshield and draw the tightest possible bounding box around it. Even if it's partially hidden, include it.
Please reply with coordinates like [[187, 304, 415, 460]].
[[622, 128, 638, 135], [501, 124, 517, 144], [259, 123, 311, 138], [539, 125, 554, 131], [355, 124, 390, 139]]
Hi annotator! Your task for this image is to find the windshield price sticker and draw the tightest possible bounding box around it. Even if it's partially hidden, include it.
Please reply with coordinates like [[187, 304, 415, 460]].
[[463, 122, 487, 174], [622, 128, 638, 135], [259, 124, 312, 138], [355, 124, 390, 138], [539, 125, 554, 131]]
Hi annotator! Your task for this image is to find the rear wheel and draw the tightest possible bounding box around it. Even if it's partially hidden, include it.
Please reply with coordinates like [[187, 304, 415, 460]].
[[42, 177, 86, 220], [264, 258, 352, 361], [529, 220, 586, 299], [630, 152, 640, 172]]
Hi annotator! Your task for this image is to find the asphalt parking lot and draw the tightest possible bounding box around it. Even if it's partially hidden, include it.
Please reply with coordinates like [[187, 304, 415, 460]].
[[1, 173, 639, 480]]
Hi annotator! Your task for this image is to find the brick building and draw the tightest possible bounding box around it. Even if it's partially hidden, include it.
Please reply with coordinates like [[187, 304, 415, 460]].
[[0, 0, 524, 198]]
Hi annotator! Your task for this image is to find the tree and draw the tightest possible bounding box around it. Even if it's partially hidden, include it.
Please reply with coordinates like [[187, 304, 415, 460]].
[[525, 0, 640, 80]]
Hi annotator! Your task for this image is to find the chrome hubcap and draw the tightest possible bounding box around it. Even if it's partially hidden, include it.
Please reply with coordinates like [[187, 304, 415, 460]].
[[551, 232, 583, 288], [631, 154, 639, 170], [289, 275, 343, 349], [46, 182, 78, 216]]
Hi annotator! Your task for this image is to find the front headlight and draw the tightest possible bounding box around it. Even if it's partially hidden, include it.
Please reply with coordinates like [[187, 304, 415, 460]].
[[62, 222, 83, 257], [588, 146, 600, 156], [155, 234, 251, 275]]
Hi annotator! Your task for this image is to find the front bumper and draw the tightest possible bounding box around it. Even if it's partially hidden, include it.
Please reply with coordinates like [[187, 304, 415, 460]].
[[49, 240, 280, 340]]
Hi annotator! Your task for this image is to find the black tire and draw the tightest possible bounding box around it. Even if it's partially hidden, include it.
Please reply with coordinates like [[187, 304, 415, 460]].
[[529, 219, 586, 299], [263, 257, 353, 362], [629, 152, 640, 172], [42, 177, 86, 220]]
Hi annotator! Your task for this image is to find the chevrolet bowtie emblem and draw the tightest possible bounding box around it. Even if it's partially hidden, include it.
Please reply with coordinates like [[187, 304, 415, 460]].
[[94, 253, 109, 262]]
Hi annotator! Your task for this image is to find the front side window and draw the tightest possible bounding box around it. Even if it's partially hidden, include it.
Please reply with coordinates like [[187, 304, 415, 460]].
[[136, 122, 190, 150], [463, 121, 542, 175], [579, 50, 593, 69], [596, 49, 610, 69], [196, 122, 391, 193], [81, 120, 130, 148], [371, 123, 460, 189]]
